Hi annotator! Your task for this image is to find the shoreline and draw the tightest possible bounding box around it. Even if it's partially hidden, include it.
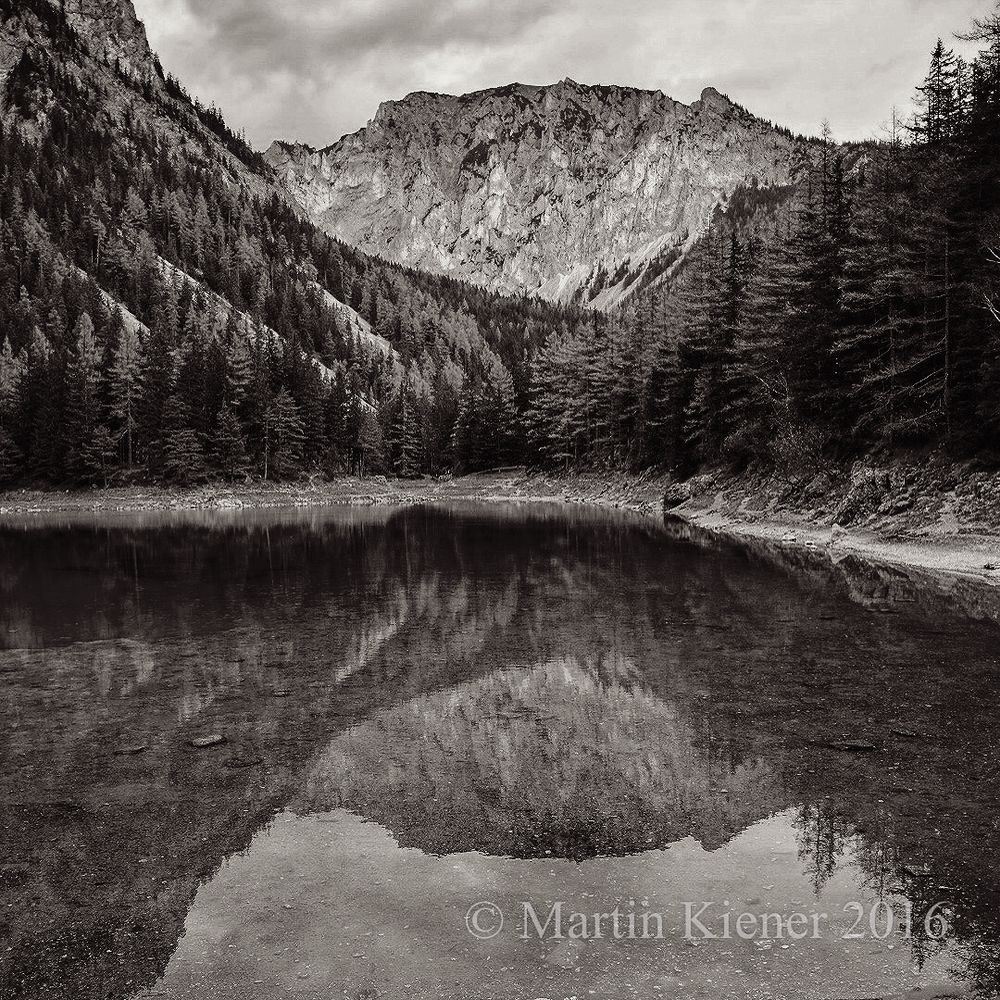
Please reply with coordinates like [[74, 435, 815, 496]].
[[3, 468, 999, 589], [675, 507, 1000, 585], [0, 471, 671, 516]]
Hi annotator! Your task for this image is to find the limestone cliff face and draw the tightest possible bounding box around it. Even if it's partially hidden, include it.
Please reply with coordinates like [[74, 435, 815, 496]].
[[267, 79, 813, 307], [60, 0, 155, 78], [1, 0, 155, 97]]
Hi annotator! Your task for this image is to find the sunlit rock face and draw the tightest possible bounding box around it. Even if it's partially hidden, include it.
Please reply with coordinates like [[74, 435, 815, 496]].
[[59, 0, 156, 78], [266, 79, 812, 307], [1, 1, 155, 101]]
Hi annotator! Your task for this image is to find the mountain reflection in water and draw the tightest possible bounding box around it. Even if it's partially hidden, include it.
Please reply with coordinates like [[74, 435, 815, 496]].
[[0, 503, 999, 999]]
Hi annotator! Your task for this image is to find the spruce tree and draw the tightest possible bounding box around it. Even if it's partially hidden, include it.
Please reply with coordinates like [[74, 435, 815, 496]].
[[357, 408, 386, 476], [160, 394, 208, 484], [214, 402, 249, 481], [108, 322, 142, 469], [25, 327, 61, 484], [265, 388, 305, 480], [390, 382, 424, 477], [0, 427, 24, 486], [63, 312, 104, 483], [82, 423, 117, 488], [137, 327, 176, 476], [0, 337, 25, 423]]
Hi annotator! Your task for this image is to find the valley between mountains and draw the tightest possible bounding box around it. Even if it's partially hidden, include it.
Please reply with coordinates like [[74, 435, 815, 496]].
[[1, 0, 999, 570]]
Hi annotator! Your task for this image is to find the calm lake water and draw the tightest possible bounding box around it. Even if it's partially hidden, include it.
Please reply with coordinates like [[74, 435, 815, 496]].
[[1, 502, 999, 1000]]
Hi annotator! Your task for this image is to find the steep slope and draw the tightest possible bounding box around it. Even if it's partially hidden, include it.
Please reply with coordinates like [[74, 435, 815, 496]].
[[61, 0, 155, 77], [0, 0, 579, 486], [267, 79, 815, 307]]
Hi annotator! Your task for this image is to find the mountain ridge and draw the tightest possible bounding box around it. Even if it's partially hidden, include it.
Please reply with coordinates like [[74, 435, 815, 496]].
[[270, 79, 742, 155], [266, 77, 816, 308]]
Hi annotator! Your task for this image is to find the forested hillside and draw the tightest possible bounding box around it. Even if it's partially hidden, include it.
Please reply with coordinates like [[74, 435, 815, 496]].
[[528, 19, 1000, 477], [1, 0, 999, 491], [0, 0, 577, 487]]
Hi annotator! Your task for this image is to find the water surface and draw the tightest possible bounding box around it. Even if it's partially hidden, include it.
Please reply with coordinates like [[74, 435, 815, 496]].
[[1, 503, 999, 999]]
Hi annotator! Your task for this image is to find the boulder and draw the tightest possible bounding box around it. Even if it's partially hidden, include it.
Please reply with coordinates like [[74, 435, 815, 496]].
[[663, 481, 692, 509], [833, 469, 891, 526]]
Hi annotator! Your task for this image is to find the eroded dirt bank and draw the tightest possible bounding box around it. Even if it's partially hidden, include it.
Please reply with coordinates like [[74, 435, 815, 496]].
[[672, 454, 1000, 586]]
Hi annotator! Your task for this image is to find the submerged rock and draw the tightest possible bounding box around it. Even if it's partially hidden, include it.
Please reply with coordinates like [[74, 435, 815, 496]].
[[829, 740, 878, 753], [189, 734, 225, 749]]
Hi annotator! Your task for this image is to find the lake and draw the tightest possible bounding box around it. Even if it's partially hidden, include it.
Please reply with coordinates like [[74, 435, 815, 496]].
[[1, 502, 999, 999]]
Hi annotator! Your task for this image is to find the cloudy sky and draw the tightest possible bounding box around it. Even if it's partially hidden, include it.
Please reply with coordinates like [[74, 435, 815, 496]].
[[132, 0, 986, 150]]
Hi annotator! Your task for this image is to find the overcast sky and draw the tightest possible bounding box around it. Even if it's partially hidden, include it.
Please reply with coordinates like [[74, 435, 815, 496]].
[[132, 0, 987, 150]]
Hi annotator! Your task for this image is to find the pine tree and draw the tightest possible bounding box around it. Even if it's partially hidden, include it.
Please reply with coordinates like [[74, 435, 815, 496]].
[[160, 394, 208, 484], [214, 402, 249, 480], [0, 427, 24, 486], [265, 388, 305, 480]]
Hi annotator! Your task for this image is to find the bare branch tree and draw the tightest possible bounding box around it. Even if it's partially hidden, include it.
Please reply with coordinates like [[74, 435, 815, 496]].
[[956, 3, 1000, 43]]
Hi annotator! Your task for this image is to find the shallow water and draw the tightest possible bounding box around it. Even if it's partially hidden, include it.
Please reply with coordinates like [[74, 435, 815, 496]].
[[1, 502, 999, 999]]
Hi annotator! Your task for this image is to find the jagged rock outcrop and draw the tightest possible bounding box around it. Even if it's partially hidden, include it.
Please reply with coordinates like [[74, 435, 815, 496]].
[[267, 79, 814, 307], [59, 0, 155, 78], [0, 0, 155, 87]]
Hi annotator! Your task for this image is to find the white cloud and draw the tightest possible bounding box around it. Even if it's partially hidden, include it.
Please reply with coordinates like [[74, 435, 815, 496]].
[[132, 0, 987, 148]]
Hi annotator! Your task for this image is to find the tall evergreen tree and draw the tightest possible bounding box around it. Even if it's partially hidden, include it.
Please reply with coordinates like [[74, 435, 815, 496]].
[[159, 394, 208, 484], [265, 388, 305, 480], [214, 402, 249, 481]]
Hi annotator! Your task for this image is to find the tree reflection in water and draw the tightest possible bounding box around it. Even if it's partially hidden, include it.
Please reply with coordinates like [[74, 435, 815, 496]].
[[1, 503, 999, 998]]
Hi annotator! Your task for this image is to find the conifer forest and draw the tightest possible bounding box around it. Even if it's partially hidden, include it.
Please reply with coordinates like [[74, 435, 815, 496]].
[[2, 0, 1000, 488]]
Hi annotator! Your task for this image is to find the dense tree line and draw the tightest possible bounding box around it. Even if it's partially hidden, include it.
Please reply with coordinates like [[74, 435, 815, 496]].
[[2, 1, 1000, 490], [528, 17, 1000, 477]]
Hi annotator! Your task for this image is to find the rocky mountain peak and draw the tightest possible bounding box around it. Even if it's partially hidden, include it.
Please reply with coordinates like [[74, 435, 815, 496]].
[[695, 85, 735, 114], [267, 78, 811, 308], [12, 0, 155, 80], [59, 0, 155, 78]]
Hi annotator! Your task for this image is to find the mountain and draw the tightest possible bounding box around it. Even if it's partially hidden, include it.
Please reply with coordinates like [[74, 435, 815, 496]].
[[266, 79, 814, 308], [1, 0, 150, 84], [3, 0, 998, 488], [62, 0, 155, 77]]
